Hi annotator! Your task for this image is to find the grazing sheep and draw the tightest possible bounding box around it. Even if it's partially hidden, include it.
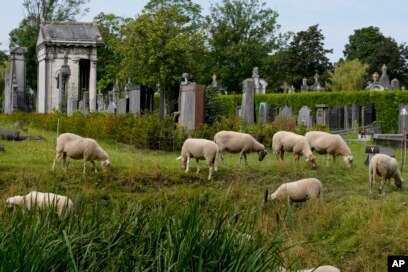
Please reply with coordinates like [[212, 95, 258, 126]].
[[369, 153, 403, 194], [213, 130, 267, 165], [6, 191, 73, 218], [52, 133, 110, 174], [265, 178, 323, 203], [272, 131, 316, 168], [305, 131, 353, 167], [279, 265, 340, 272], [176, 138, 219, 180]]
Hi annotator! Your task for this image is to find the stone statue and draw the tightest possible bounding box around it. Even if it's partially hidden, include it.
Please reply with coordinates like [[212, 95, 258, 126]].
[[212, 74, 217, 87], [252, 67, 259, 79], [372, 72, 380, 83]]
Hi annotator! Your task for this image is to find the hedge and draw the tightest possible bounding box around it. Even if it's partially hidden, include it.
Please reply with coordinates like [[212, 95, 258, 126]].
[[213, 90, 408, 133]]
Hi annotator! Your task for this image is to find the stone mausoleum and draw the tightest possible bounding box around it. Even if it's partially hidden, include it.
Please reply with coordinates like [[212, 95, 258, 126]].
[[36, 20, 103, 114]]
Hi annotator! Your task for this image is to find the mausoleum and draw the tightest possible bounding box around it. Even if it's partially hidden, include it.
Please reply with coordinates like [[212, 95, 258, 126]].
[[36, 20, 103, 114]]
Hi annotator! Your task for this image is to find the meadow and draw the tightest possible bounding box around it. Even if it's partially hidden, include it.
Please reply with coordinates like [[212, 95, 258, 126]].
[[0, 116, 407, 272]]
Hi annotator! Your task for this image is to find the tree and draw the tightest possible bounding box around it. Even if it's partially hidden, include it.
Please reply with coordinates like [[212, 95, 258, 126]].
[[329, 59, 369, 91], [343, 26, 408, 87], [9, 0, 90, 90], [94, 13, 130, 93], [120, 5, 206, 115], [279, 24, 333, 89], [206, 0, 281, 93]]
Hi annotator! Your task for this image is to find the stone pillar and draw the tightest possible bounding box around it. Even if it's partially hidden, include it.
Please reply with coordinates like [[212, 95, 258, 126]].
[[89, 60, 97, 112], [178, 84, 205, 130], [241, 79, 255, 124]]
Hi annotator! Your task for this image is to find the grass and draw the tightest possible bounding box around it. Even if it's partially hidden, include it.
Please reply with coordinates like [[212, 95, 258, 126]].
[[0, 117, 408, 271]]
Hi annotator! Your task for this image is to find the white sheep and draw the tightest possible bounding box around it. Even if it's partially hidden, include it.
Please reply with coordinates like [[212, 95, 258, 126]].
[[6, 191, 74, 218], [279, 265, 340, 272], [176, 138, 219, 180], [265, 178, 323, 203], [214, 130, 267, 165], [272, 131, 316, 168], [369, 153, 403, 194], [305, 131, 353, 167], [52, 132, 110, 174]]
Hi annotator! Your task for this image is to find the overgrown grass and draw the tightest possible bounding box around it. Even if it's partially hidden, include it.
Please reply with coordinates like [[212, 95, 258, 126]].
[[0, 115, 407, 271]]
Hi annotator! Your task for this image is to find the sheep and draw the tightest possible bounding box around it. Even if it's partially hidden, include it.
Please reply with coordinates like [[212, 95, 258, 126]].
[[52, 132, 110, 174], [369, 153, 403, 194], [265, 178, 323, 203], [272, 131, 316, 168], [6, 191, 74, 218], [305, 131, 353, 167], [176, 138, 219, 180], [213, 130, 267, 165], [279, 265, 340, 272]]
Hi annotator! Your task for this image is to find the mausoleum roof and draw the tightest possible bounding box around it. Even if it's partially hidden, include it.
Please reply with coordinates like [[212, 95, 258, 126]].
[[37, 21, 103, 47]]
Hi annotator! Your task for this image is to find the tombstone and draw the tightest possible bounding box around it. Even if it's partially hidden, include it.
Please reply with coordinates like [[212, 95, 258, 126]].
[[329, 105, 345, 131], [117, 97, 128, 114], [97, 92, 105, 112], [309, 72, 325, 91], [241, 79, 255, 124], [178, 84, 205, 130], [379, 64, 391, 90], [398, 104, 408, 133], [300, 77, 309, 92], [68, 98, 78, 116], [279, 105, 294, 118], [316, 104, 329, 127], [268, 105, 279, 122], [259, 79, 268, 94], [297, 106, 313, 129], [259, 102, 269, 124], [361, 103, 375, 126], [281, 82, 289, 93], [126, 84, 154, 114], [107, 90, 117, 114], [391, 78, 400, 90], [82, 91, 90, 114]]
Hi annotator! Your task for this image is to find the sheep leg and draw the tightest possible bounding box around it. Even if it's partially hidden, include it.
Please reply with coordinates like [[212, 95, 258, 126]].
[[380, 177, 387, 195], [83, 160, 87, 174], [208, 165, 213, 180], [243, 153, 248, 165], [294, 153, 300, 166], [62, 153, 67, 171], [221, 150, 225, 164], [52, 152, 62, 172], [196, 159, 200, 174], [185, 156, 190, 173], [91, 161, 97, 172]]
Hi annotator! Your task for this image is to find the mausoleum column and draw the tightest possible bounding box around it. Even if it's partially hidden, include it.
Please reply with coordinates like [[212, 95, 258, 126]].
[[89, 60, 97, 112]]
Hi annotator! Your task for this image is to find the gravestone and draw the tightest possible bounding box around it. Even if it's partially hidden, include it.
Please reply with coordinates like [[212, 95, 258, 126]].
[[281, 82, 289, 93], [316, 104, 329, 126], [379, 64, 391, 90], [361, 103, 375, 126], [78, 91, 89, 114], [399, 104, 408, 133], [259, 102, 269, 124], [117, 97, 128, 114], [297, 106, 313, 129], [279, 105, 293, 117], [68, 98, 78, 116], [309, 72, 325, 91], [178, 84, 205, 130], [300, 77, 309, 92], [329, 105, 345, 131], [107, 90, 117, 114], [241, 79, 255, 124], [391, 78, 400, 90], [97, 92, 105, 112], [126, 84, 154, 114], [268, 105, 278, 122]]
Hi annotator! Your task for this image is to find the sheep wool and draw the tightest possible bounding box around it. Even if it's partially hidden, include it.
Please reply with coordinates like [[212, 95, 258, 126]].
[[265, 178, 323, 203], [272, 131, 316, 168], [177, 138, 219, 180], [52, 133, 110, 174], [6, 191, 73, 218], [214, 130, 267, 165], [279, 265, 340, 272], [369, 153, 403, 194], [305, 131, 353, 167]]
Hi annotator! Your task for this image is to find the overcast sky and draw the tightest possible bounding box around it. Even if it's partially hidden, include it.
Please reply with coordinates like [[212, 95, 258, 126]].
[[1, 0, 407, 63]]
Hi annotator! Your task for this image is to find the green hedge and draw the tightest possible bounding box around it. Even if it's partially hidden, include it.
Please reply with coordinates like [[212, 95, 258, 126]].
[[213, 90, 408, 133]]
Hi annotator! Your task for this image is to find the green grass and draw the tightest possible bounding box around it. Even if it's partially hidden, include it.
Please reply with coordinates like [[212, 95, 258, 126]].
[[0, 118, 407, 271]]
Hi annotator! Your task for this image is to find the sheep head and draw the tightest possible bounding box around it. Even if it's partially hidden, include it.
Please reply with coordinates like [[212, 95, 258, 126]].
[[258, 150, 267, 161], [176, 156, 187, 168], [101, 160, 110, 172], [306, 155, 317, 168], [6, 196, 24, 208], [344, 155, 353, 167]]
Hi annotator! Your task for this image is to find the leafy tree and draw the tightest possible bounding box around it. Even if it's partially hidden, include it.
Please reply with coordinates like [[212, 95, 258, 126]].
[[329, 59, 369, 91], [94, 13, 130, 93], [120, 5, 206, 115], [206, 0, 281, 93], [279, 24, 333, 90], [344, 26, 408, 87], [9, 0, 90, 90]]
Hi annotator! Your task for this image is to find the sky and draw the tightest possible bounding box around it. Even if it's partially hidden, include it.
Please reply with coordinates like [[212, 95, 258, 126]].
[[1, 0, 407, 63]]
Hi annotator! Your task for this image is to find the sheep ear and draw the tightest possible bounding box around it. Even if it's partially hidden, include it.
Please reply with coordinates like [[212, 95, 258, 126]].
[[176, 156, 182, 160]]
